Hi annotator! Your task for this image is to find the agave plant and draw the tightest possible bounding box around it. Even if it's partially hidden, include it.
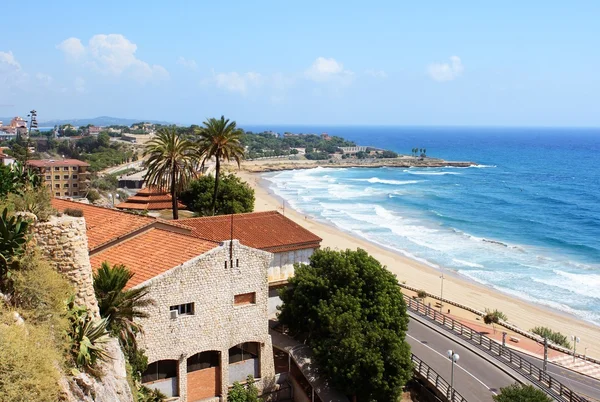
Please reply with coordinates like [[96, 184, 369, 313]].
[[65, 295, 110, 369], [0, 208, 30, 290]]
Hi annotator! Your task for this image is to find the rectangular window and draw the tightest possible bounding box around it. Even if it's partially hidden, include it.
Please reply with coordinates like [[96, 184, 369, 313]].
[[72, 174, 78, 179], [64, 192, 69, 196], [63, 175, 69, 179], [54, 167, 60, 171], [45, 175, 51, 180], [64, 183, 69, 188], [55, 192, 60, 196], [54, 175, 60, 180], [73, 183, 78, 188], [72, 166, 78, 170], [63, 166, 69, 171], [229, 342, 259, 364], [234, 292, 256, 306], [170, 303, 194, 316], [54, 184, 60, 188], [187, 351, 219, 372]]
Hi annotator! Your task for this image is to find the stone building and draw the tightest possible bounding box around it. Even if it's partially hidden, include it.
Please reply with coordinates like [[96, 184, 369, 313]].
[[50, 199, 324, 401], [27, 159, 91, 197]]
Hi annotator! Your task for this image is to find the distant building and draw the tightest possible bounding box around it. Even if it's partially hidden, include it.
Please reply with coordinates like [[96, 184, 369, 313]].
[[339, 146, 368, 155], [27, 159, 91, 197], [321, 133, 331, 141], [88, 126, 103, 136], [0, 152, 15, 166], [116, 187, 184, 211]]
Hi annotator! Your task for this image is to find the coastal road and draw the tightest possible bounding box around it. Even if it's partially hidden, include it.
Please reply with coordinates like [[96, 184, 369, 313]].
[[408, 313, 600, 401], [408, 319, 515, 401]]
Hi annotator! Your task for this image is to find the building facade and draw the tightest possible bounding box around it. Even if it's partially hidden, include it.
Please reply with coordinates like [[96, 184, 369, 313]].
[[27, 159, 91, 197]]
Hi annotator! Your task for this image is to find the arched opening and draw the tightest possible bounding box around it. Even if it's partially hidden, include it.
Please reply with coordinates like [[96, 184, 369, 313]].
[[186, 351, 221, 401], [228, 342, 261, 384], [141, 359, 179, 397]]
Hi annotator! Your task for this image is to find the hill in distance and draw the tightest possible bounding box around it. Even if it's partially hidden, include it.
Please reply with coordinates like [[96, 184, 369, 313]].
[[34, 116, 174, 127]]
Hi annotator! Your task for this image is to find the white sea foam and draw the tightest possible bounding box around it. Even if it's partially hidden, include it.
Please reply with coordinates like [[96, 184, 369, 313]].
[[405, 171, 460, 176], [351, 177, 422, 185], [452, 258, 485, 268]]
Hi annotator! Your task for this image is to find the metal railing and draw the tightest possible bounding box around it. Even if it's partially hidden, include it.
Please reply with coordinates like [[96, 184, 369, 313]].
[[404, 296, 589, 402], [411, 354, 468, 402]]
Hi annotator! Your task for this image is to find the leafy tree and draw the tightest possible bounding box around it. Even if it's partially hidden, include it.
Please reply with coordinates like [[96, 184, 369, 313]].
[[97, 132, 111, 148], [381, 150, 398, 158], [228, 376, 259, 402], [416, 289, 427, 301], [493, 383, 552, 402], [530, 327, 571, 349], [483, 309, 506, 333], [144, 128, 197, 219], [93, 262, 154, 351], [180, 174, 254, 216], [278, 248, 412, 402], [195, 116, 245, 215]]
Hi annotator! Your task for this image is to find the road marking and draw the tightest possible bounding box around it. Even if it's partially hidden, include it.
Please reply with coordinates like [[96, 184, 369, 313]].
[[407, 333, 498, 395]]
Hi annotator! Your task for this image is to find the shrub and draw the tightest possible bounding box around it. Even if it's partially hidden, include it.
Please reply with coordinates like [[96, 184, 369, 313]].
[[86, 188, 101, 203], [137, 385, 167, 402], [228, 376, 259, 402], [530, 327, 571, 349], [0, 317, 62, 402], [64, 208, 84, 217], [9, 187, 55, 221], [0, 207, 30, 291], [493, 383, 552, 402], [65, 296, 110, 369], [416, 289, 428, 299]]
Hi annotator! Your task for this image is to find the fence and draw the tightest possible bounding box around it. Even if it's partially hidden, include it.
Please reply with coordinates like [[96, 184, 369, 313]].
[[411, 354, 468, 402], [404, 296, 589, 402]]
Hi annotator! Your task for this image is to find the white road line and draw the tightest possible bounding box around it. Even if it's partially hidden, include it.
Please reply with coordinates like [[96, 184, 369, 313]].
[[407, 333, 498, 395]]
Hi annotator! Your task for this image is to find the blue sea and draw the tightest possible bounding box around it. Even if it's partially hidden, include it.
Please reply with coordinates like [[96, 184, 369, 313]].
[[244, 126, 600, 326]]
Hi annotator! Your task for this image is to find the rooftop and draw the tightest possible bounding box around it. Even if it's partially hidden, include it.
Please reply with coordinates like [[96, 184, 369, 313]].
[[179, 211, 322, 253], [116, 187, 185, 211], [27, 159, 90, 167], [89, 228, 218, 289]]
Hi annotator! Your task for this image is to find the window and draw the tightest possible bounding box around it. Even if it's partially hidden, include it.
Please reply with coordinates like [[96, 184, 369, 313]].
[[72, 174, 78, 179], [55, 184, 60, 188], [55, 192, 60, 196], [229, 342, 259, 364], [187, 351, 219, 372], [72, 192, 78, 196], [142, 360, 178, 383], [45, 175, 51, 180], [64, 183, 69, 188], [64, 192, 69, 196], [170, 303, 194, 316], [72, 166, 78, 170], [54, 175, 60, 180], [234, 292, 256, 306], [73, 183, 78, 188], [54, 167, 59, 171], [62, 174, 68, 179], [63, 166, 69, 171]]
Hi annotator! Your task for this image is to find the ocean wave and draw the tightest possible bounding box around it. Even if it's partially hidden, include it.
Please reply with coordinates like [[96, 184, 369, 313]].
[[452, 258, 484, 268], [351, 177, 422, 185], [405, 171, 460, 176]]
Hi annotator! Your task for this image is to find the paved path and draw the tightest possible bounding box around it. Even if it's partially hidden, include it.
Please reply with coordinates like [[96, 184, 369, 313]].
[[408, 319, 515, 402]]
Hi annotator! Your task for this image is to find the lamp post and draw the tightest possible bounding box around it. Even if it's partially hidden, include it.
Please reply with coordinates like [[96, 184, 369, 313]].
[[439, 274, 445, 312], [108, 192, 119, 208], [571, 335, 580, 363], [447, 349, 459, 400]]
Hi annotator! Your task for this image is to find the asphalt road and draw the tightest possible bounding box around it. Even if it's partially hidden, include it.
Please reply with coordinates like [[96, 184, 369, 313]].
[[408, 313, 600, 401], [408, 319, 515, 402]]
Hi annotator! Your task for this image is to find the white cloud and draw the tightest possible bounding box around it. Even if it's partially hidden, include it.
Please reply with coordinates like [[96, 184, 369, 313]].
[[365, 69, 387, 79], [211, 71, 263, 94], [35, 73, 53, 86], [57, 34, 169, 83], [305, 57, 354, 84], [177, 57, 198, 70], [56, 38, 86, 61], [74, 77, 85, 93], [0, 51, 21, 72], [428, 56, 464, 82]]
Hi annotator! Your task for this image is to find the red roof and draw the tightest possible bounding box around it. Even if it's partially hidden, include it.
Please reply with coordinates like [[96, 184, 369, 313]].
[[179, 211, 322, 253], [116, 187, 185, 211], [27, 159, 90, 167], [52, 199, 157, 251], [89, 228, 218, 289]]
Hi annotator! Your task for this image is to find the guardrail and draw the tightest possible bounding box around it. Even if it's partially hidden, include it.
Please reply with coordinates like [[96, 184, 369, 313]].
[[411, 354, 468, 402], [405, 296, 589, 402], [399, 284, 600, 367]]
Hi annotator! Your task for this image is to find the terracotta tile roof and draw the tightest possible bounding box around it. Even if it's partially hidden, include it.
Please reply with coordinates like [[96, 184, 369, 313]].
[[27, 158, 90, 167], [179, 211, 322, 253], [52, 199, 156, 251], [89, 228, 218, 289], [116, 187, 185, 211]]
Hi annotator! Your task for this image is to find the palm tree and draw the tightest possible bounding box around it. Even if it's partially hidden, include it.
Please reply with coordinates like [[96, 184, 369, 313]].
[[195, 116, 245, 215], [144, 127, 196, 219], [93, 262, 155, 350]]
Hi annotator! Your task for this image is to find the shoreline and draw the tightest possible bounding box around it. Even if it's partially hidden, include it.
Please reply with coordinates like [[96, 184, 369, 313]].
[[236, 169, 600, 358]]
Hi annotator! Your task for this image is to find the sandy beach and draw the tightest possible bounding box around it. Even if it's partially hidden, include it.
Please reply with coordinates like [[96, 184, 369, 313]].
[[236, 169, 600, 358]]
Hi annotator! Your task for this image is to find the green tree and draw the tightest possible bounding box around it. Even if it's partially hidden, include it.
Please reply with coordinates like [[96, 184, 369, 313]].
[[195, 116, 245, 215], [144, 128, 197, 219], [278, 248, 412, 401], [483, 309, 506, 333], [493, 383, 552, 402], [228, 376, 259, 402], [97, 132, 111, 148], [180, 174, 254, 216], [93, 262, 154, 351]]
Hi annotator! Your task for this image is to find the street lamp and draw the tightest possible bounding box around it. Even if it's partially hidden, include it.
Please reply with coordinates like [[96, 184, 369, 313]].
[[439, 274, 445, 312], [108, 193, 119, 208], [571, 335, 580, 362], [447, 349, 459, 400]]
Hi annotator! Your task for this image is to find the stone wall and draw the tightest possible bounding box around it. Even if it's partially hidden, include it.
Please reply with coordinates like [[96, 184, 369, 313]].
[[32, 215, 99, 318], [138, 240, 276, 401]]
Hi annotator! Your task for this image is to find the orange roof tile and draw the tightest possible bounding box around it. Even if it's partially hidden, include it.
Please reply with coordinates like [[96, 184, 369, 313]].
[[89, 228, 218, 288], [179, 211, 322, 253], [52, 199, 156, 250], [115, 187, 185, 211], [27, 158, 90, 167]]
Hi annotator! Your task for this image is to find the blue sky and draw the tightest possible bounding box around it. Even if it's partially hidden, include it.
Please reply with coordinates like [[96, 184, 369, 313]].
[[1, 1, 599, 126]]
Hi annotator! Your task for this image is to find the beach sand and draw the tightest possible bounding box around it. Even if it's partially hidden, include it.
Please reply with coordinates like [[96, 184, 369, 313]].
[[236, 170, 600, 358]]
